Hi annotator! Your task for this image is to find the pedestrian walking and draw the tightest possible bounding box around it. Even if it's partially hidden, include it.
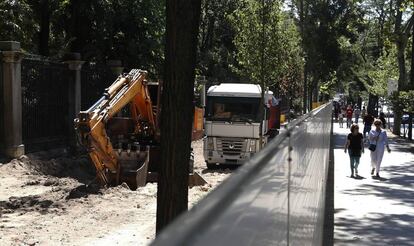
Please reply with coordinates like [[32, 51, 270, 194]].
[[339, 112, 344, 128], [354, 107, 361, 124], [361, 106, 367, 118], [369, 119, 391, 178], [363, 113, 375, 138], [346, 105, 353, 128], [344, 124, 364, 177]]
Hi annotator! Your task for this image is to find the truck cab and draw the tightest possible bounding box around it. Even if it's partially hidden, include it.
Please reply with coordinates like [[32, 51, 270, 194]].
[[203, 83, 277, 168]]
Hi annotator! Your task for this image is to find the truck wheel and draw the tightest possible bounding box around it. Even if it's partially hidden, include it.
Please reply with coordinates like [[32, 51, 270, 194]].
[[206, 162, 217, 169]]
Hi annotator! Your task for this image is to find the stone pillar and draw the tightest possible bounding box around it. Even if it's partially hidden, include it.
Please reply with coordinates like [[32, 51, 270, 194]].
[[0, 41, 24, 158], [64, 53, 84, 153]]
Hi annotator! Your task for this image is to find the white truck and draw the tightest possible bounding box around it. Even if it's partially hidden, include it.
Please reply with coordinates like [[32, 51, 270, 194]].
[[203, 83, 277, 168]]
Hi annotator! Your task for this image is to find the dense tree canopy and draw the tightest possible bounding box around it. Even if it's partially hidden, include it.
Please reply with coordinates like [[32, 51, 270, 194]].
[[1, 0, 414, 118]]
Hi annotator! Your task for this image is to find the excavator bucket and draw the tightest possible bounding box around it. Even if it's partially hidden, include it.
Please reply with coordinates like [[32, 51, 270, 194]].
[[108, 146, 151, 190], [75, 69, 207, 190]]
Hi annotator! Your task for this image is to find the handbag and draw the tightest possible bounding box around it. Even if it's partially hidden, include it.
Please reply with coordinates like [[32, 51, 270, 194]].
[[369, 130, 381, 151]]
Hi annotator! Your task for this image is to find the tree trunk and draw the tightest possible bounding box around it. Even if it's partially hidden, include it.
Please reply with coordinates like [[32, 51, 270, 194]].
[[393, 0, 404, 135], [258, 0, 266, 149], [38, 0, 50, 56], [303, 64, 308, 113], [367, 93, 378, 116], [313, 81, 319, 102], [409, 21, 414, 140], [411, 19, 414, 89], [396, 41, 406, 90], [308, 84, 313, 111], [299, 0, 307, 114], [393, 105, 403, 135], [68, 0, 89, 54], [408, 113, 413, 140], [156, 0, 201, 234]]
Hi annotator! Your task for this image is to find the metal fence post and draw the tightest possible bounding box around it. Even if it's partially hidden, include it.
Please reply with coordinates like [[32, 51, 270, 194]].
[[64, 53, 84, 153], [0, 41, 25, 158]]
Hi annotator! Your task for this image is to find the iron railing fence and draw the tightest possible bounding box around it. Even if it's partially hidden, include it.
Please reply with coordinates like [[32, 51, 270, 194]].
[[19, 54, 123, 153], [21, 55, 71, 152], [152, 102, 333, 246]]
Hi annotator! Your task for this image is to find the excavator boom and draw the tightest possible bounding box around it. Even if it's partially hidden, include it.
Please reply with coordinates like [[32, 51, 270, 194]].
[[75, 69, 206, 189]]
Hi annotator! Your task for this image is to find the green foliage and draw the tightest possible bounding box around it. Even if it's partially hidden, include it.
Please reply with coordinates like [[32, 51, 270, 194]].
[[197, 0, 241, 83], [2, 0, 411, 104], [59, 0, 165, 76], [390, 90, 414, 113], [319, 72, 338, 97], [230, 0, 303, 96], [367, 45, 399, 96], [331, 0, 414, 103], [0, 0, 165, 77], [0, 1, 36, 51], [290, 0, 367, 102], [104, 0, 165, 76], [335, 36, 366, 93]]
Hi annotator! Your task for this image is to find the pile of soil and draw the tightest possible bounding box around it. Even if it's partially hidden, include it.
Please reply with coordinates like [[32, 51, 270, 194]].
[[0, 140, 233, 245]]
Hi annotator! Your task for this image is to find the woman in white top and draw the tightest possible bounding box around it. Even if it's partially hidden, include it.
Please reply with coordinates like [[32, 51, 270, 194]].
[[369, 119, 391, 177]]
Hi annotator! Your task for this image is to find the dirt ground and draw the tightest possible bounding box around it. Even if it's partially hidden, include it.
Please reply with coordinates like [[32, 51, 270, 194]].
[[0, 140, 232, 246]]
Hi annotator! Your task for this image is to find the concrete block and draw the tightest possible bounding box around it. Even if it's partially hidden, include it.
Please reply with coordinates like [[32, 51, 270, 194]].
[[4, 144, 25, 158]]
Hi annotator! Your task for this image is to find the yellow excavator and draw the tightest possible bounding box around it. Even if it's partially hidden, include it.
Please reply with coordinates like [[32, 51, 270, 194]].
[[75, 69, 206, 190]]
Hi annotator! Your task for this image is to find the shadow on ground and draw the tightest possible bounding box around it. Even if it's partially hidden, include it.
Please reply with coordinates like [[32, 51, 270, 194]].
[[0, 195, 61, 215], [334, 124, 414, 245], [0, 156, 12, 164], [201, 164, 239, 175], [388, 136, 414, 152], [341, 160, 414, 204], [335, 213, 414, 245], [333, 132, 347, 149], [66, 183, 102, 200], [336, 160, 414, 244]]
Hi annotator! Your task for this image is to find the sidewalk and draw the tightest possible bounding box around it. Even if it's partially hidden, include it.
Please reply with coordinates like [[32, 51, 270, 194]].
[[333, 122, 414, 245]]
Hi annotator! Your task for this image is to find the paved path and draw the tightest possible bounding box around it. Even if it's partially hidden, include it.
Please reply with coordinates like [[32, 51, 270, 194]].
[[333, 122, 414, 245]]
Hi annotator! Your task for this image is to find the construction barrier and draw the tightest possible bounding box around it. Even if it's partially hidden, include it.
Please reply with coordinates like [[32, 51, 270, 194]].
[[153, 102, 333, 246], [312, 101, 323, 109], [192, 107, 204, 140], [280, 114, 286, 124]]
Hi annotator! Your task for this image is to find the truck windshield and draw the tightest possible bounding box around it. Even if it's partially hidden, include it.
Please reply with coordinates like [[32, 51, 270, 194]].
[[206, 96, 261, 122]]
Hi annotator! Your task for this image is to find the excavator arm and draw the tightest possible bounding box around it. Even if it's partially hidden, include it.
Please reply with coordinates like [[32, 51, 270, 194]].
[[75, 69, 155, 187], [75, 69, 206, 189]]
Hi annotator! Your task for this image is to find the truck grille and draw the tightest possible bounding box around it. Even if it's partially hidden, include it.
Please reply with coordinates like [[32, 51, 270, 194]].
[[217, 138, 245, 156]]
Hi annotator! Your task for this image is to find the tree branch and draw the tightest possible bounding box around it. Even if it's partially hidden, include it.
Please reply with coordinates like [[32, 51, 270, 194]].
[[403, 14, 414, 36]]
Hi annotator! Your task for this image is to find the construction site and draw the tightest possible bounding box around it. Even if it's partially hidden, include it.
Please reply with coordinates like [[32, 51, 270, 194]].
[[0, 139, 231, 245], [2, 1, 414, 245], [0, 55, 233, 245]]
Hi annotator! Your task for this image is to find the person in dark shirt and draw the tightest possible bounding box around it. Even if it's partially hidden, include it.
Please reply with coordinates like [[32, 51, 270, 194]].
[[363, 113, 375, 138], [346, 105, 353, 128], [344, 124, 364, 177]]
